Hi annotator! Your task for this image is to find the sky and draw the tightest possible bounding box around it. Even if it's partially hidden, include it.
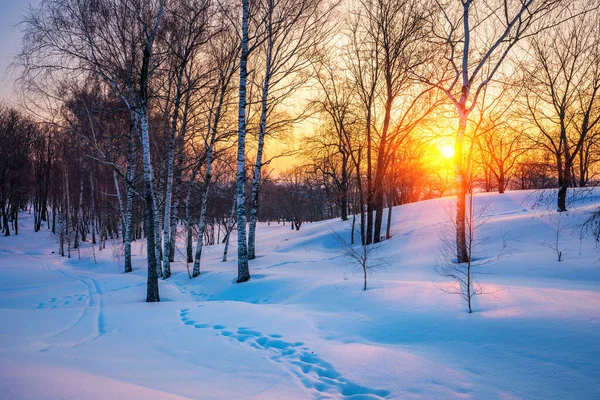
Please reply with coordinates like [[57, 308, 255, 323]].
[[0, 0, 39, 106]]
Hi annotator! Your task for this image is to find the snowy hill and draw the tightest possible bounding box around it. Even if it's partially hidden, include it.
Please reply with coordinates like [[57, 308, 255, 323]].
[[1, 189, 600, 399]]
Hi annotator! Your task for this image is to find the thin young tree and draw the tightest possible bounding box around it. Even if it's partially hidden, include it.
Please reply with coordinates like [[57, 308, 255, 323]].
[[246, 0, 328, 260], [191, 25, 240, 277], [159, 0, 212, 279]]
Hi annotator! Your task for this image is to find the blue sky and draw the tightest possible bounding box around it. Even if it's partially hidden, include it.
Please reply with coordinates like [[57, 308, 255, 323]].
[[0, 0, 39, 105]]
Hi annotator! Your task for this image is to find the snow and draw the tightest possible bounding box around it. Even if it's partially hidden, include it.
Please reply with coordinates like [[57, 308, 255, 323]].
[[1, 189, 600, 399]]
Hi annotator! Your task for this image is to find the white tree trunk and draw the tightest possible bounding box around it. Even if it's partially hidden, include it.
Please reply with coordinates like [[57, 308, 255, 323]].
[[236, 0, 251, 283], [75, 175, 84, 248], [192, 145, 214, 277], [112, 155, 134, 273], [248, 0, 275, 259], [138, 108, 160, 302], [124, 139, 136, 273], [162, 70, 187, 278], [89, 173, 97, 245], [161, 117, 177, 277], [247, 46, 272, 260], [112, 170, 126, 239], [185, 165, 199, 264], [169, 100, 189, 263], [223, 195, 236, 262], [153, 186, 163, 278]]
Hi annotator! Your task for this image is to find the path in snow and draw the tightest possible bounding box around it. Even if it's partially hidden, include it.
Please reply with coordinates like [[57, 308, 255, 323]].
[[179, 306, 391, 399]]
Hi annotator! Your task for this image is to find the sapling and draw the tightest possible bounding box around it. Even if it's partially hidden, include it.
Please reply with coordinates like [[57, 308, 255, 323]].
[[331, 223, 382, 291], [543, 213, 566, 261], [436, 191, 508, 313]]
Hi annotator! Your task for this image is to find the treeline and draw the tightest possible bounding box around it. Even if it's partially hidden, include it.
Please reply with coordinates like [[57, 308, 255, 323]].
[[0, 105, 336, 249], [4, 0, 599, 301]]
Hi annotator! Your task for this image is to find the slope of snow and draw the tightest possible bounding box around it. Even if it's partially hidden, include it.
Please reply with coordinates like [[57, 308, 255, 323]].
[[1, 189, 599, 399]]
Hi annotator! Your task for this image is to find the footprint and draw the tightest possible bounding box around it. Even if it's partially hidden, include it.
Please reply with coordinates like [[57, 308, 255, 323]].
[[234, 334, 254, 343], [238, 328, 261, 337], [177, 311, 391, 399], [281, 348, 296, 357]]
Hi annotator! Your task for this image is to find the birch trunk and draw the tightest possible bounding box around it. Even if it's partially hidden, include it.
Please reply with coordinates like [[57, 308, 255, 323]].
[[89, 173, 96, 245], [162, 69, 187, 278], [191, 147, 213, 277], [247, 28, 273, 261], [124, 139, 135, 273], [236, 0, 251, 283], [191, 62, 230, 275], [65, 169, 71, 258], [113, 170, 126, 239], [75, 175, 84, 248], [139, 108, 160, 302], [153, 186, 163, 278], [161, 125, 176, 278], [59, 204, 64, 256], [185, 164, 199, 264], [113, 133, 135, 273], [223, 195, 236, 262], [169, 96, 190, 263]]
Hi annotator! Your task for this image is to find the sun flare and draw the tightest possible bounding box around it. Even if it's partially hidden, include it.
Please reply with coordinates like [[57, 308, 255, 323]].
[[440, 144, 455, 159]]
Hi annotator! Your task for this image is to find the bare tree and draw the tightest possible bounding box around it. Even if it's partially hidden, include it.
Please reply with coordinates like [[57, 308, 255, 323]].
[[471, 83, 529, 194], [160, 0, 212, 278], [20, 0, 167, 301], [246, 0, 327, 260], [332, 226, 380, 291], [343, 0, 435, 244], [235, 0, 253, 283], [421, 0, 567, 262], [523, 9, 600, 211], [192, 23, 239, 278], [310, 52, 358, 224]]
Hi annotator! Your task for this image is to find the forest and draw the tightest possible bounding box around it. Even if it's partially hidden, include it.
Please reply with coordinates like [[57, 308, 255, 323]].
[[1, 0, 600, 398], [2, 0, 599, 301]]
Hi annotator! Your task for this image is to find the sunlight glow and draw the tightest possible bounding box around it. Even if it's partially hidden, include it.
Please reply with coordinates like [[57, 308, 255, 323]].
[[440, 144, 455, 159]]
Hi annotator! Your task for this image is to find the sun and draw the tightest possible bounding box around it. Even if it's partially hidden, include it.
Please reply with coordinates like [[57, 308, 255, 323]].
[[440, 143, 455, 159]]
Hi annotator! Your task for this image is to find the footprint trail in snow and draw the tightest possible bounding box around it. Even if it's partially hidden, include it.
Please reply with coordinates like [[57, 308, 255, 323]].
[[179, 307, 391, 399]]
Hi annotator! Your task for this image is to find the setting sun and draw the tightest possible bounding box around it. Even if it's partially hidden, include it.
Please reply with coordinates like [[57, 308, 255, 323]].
[[440, 144, 455, 159]]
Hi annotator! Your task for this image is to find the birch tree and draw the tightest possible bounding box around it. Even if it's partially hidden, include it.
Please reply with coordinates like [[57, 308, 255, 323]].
[[63, 83, 138, 273], [422, 0, 566, 262], [20, 0, 166, 301], [235, 0, 252, 283], [192, 25, 239, 277], [246, 0, 326, 260], [160, 0, 212, 278]]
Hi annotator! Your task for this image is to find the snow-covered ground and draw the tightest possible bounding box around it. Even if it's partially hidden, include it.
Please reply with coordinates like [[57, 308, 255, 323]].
[[1, 190, 600, 399]]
